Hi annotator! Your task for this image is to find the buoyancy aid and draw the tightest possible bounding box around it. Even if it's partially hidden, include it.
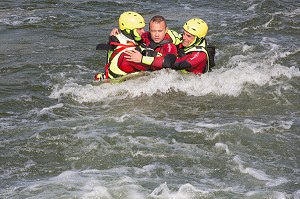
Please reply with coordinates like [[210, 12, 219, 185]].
[[178, 38, 211, 73], [167, 29, 182, 45], [106, 33, 138, 79]]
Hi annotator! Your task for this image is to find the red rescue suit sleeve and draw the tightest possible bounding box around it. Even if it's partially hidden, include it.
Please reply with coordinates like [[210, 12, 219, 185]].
[[118, 53, 149, 73], [143, 43, 177, 70], [173, 51, 207, 74], [152, 43, 177, 70]]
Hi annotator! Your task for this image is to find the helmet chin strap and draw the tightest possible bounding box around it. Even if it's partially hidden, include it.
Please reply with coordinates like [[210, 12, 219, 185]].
[[121, 29, 141, 42], [188, 37, 203, 47], [132, 29, 142, 41], [188, 37, 197, 47], [184, 37, 204, 52], [121, 29, 134, 40]]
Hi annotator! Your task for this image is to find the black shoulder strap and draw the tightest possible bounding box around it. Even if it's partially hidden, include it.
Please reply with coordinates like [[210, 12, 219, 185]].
[[96, 36, 119, 50], [96, 43, 110, 50], [159, 39, 172, 45], [206, 45, 216, 68], [149, 39, 172, 50]]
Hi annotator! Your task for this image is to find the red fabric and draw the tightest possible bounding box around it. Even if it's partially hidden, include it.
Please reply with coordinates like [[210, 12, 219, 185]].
[[141, 32, 177, 69], [109, 43, 149, 73], [141, 32, 151, 46], [151, 43, 177, 69], [106, 32, 177, 78], [118, 53, 149, 72], [176, 51, 207, 74]]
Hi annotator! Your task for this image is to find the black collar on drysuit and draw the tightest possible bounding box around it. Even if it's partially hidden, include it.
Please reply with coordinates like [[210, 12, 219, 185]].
[[148, 38, 173, 50]]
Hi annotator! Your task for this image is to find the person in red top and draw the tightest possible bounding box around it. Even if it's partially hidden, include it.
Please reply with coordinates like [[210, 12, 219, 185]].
[[95, 11, 149, 80], [97, 15, 178, 81], [126, 18, 212, 74], [124, 15, 178, 70], [172, 18, 210, 74]]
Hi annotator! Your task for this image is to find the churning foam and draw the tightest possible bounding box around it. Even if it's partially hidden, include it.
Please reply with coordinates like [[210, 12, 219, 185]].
[[48, 34, 300, 104], [49, 62, 300, 104], [233, 155, 289, 187]]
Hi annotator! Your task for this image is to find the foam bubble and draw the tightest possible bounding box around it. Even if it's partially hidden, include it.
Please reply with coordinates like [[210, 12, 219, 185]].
[[0, 16, 42, 26], [23, 16, 42, 24], [242, 119, 271, 134], [16, 169, 149, 199], [150, 182, 209, 199], [80, 185, 112, 199], [242, 118, 294, 134], [234, 156, 268, 179], [266, 177, 289, 187], [214, 142, 231, 155], [294, 190, 300, 199], [272, 191, 288, 199], [39, 103, 64, 115], [233, 156, 289, 187]]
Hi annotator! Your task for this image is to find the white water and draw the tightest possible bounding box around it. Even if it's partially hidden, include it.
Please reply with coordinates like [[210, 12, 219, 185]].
[[1, 0, 300, 198]]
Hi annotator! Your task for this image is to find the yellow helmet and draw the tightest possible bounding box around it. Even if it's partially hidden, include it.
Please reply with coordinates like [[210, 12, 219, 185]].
[[119, 11, 145, 30], [183, 18, 208, 38]]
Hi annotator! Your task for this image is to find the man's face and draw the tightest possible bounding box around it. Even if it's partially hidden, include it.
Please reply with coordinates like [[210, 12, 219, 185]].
[[149, 21, 167, 43], [182, 30, 196, 47]]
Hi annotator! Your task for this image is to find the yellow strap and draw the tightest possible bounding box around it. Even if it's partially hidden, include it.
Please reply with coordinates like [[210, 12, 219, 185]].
[[141, 56, 154, 65], [168, 29, 182, 45]]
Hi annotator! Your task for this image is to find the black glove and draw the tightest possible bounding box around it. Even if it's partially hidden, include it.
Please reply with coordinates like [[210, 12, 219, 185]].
[[142, 49, 157, 57]]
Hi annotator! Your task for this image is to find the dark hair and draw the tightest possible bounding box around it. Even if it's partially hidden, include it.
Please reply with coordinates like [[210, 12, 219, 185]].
[[149, 15, 167, 27]]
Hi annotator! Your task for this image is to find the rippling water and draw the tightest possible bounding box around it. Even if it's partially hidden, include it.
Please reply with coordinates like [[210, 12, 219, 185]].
[[1, 0, 300, 198]]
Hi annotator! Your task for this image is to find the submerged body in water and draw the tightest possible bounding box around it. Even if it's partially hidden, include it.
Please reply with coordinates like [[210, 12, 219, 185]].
[[0, 0, 299, 198]]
